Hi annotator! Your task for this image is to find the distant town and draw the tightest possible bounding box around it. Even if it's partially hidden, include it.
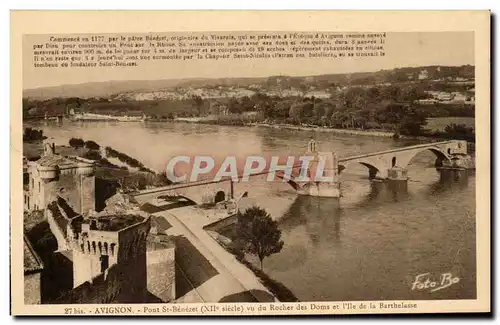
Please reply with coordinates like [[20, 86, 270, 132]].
[[23, 65, 475, 142]]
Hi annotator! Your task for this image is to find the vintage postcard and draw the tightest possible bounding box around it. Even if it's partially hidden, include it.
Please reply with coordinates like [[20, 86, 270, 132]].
[[10, 11, 490, 315]]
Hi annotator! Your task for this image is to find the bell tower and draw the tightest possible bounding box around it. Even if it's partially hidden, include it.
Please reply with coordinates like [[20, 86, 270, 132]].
[[43, 141, 56, 156], [307, 138, 317, 153]]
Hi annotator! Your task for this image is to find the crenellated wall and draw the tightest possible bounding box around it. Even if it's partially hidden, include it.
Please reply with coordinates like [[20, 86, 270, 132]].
[[71, 214, 151, 292], [72, 229, 120, 288]]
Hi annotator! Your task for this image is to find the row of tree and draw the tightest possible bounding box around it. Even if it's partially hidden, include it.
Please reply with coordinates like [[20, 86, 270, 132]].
[[67, 138, 171, 191], [68, 138, 100, 150], [23, 127, 47, 142], [24, 81, 475, 138]]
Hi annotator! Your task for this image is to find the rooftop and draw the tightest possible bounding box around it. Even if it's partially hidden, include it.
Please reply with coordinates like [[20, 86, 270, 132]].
[[35, 154, 77, 168], [86, 213, 146, 232], [33, 154, 93, 169], [24, 235, 43, 274], [47, 197, 83, 238]]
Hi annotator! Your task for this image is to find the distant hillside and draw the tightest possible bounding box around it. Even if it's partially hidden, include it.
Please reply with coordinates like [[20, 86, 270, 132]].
[[23, 77, 271, 99], [23, 79, 193, 99], [23, 65, 473, 99]]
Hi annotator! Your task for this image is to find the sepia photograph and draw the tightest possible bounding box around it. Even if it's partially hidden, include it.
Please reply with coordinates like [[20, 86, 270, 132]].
[[10, 11, 490, 315]]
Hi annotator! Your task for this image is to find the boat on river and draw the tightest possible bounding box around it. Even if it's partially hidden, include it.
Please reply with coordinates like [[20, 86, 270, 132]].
[[71, 112, 146, 122]]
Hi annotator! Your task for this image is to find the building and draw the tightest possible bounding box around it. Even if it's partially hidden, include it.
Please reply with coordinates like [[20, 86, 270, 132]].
[[25, 142, 176, 304], [39, 193, 176, 304], [70, 210, 151, 290], [418, 69, 429, 80], [25, 142, 95, 215], [24, 235, 43, 304]]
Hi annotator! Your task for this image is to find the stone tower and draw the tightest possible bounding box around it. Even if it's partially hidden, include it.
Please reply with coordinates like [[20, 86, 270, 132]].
[[26, 143, 96, 214], [70, 211, 151, 298]]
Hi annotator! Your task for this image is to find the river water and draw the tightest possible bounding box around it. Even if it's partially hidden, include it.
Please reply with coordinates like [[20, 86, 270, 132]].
[[32, 121, 476, 302]]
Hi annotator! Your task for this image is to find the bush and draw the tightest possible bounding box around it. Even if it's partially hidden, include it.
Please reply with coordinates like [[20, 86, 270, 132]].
[[84, 140, 100, 150], [23, 127, 47, 142], [82, 150, 102, 161], [443, 123, 475, 139], [104, 146, 155, 173], [424, 123, 475, 141], [69, 138, 85, 148]]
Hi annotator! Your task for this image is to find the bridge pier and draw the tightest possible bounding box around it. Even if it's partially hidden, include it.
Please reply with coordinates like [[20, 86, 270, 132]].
[[441, 153, 474, 170], [438, 168, 470, 186], [368, 168, 378, 180], [436, 152, 474, 184], [337, 140, 474, 188], [387, 167, 409, 183], [387, 179, 408, 199], [297, 182, 341, 198], [296, 140, 341, 198]]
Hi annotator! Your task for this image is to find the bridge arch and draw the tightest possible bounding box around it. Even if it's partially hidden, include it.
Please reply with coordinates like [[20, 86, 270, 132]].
[[359, 162, 381, 179], [275, 172, 302, 191], [399, 147, 451, 168], [214, 190, 225, 203], [339, 162, 384, 179], [155, 193, 196, 205]]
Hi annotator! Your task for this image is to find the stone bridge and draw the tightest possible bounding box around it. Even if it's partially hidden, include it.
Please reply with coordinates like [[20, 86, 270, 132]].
[[131, 178, 233, 206], [131, 140, 472, 202], [338, 140, 469, 179]]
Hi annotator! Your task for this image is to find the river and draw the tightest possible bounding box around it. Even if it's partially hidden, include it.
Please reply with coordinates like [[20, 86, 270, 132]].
[[31, 120, 476, 302]]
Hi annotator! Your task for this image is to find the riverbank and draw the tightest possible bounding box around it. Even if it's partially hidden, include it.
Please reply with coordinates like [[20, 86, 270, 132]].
[[170, 117, 395, 137], [203, 212, 299, 302], [214, 233, 300, 302], [250, 122, 395, 138], [157, 207, 279, 303], [169, 117, 475, 142]]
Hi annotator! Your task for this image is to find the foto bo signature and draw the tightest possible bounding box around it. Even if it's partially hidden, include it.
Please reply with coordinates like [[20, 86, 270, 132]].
[[411, 272, 460, 293]]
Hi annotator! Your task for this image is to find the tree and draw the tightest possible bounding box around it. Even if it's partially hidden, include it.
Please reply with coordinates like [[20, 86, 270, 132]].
[[84, 140, 100, 150], [298, 83, 309, 97], [235, 206, 284, 270], [272, 100, 291, 119], [69, 138, 85, 148], [313, 101, 326, 120], [154, 171, 172, 186], [397, 106, 428, 136], [82, 150, 102, 161], [443, 123, 475, 141], [288, 103, 304, 124], [23, 127, 46, 142], [227, 98, 241, 114], [191, 95, 204, 116]]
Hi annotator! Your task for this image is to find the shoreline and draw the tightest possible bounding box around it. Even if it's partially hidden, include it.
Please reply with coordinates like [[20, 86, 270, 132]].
[[168, 118, 474, 142], [248, 122, 395, 138], [167, 118, 396, 137], [25, 116, 474, 143]]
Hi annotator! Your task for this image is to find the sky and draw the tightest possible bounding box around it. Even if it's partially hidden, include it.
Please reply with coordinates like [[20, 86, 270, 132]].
[[23, 31, 474, 90]]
